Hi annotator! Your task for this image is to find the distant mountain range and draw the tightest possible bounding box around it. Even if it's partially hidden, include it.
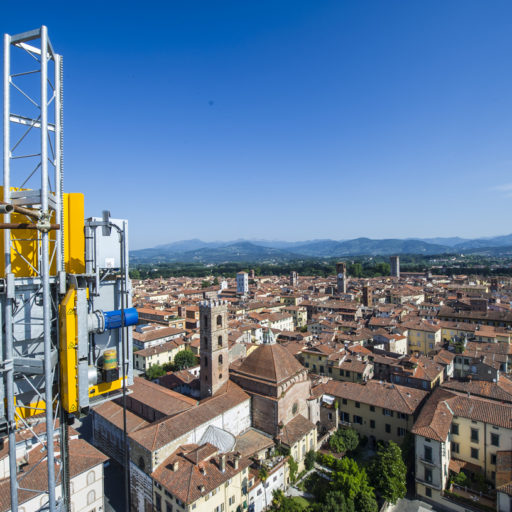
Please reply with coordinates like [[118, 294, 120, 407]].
[[130, 235, 512, 264]]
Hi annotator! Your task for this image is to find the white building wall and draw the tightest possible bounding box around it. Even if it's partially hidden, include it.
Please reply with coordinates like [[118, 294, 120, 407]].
[[248, 464, 286, 512], [13, 463, 105, 512]]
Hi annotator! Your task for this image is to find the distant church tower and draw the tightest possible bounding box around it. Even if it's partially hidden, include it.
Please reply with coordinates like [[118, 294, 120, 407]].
[[200, 300, 229, 398], [336, 262, 347, 294]]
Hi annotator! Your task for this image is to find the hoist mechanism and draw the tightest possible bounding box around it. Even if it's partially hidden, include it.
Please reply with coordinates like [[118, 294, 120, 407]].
[[2, 26, 135, 511]]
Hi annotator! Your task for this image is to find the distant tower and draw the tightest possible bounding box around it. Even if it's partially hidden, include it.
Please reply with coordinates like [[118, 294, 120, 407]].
[[362, 283, 373, 307], [390, 256, 400, 278], [237, 271, 249, 296], [290, 271, 298, 287], [199, 300, 229, 398], [250, 269, 255, 279], [336, 262, 347, 294]]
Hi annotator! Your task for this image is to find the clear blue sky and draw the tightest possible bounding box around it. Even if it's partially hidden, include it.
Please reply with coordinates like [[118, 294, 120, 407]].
[[3, 1, 512, 249]]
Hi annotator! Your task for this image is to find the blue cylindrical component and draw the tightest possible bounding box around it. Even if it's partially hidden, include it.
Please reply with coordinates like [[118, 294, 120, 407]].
[[103, 308, 138, 330]]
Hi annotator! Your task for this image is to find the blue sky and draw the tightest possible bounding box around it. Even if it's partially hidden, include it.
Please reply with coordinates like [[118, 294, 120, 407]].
[[3, 1, 512, 249]]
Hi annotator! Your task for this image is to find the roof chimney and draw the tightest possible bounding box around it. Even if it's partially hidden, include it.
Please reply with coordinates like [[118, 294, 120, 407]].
[[233, 452, 241, 470], [199, 484, 205, 493], [219, 454, 226, 472], [172, 460, 179, 471]]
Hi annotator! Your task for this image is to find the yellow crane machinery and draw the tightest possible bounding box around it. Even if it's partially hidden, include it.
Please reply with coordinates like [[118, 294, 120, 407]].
[[2, 27, 135, 511]]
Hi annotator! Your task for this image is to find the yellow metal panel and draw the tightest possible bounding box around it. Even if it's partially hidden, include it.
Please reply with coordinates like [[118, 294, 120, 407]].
[[88, 378, 125, 398], [59, 287, 79, 413], [63, 192, 85, 274]]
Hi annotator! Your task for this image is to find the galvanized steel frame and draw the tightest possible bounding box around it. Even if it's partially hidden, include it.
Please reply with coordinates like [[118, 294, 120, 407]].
[[3, 26, 64, 512]]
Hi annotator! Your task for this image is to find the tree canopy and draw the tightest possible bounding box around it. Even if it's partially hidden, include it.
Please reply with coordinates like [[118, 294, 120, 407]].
[[368, 441, 407, 504], [173, 349, 197, 370], [329, 428, 359, 454]]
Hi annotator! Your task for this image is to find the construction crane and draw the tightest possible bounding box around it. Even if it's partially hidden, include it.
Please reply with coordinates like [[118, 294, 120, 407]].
[[2, 26, 136, 511]]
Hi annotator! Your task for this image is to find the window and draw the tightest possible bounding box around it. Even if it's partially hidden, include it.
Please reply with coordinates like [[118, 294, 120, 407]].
[[424, 446, 432, 462], [340, 412, 350, 422], [87, 490, 96, 506], [452, 423, 459, 435], [451, 442, 459, 454], [346, 371, 351, 377], [204, 357, 208, 367], [229, 496, 235, 505], [328, 413, 333, 420], [216, 315, 223, 327], [218, 354, 223, 365], [218, 335, 223, 347], [370, 405, 375, 412], [353, 415, 363, 424], [397, 427, 406, 437], [166, 502, 173, 512], [320, 366, 324, 373], [491, 454, 497, 465], [425, 468, 432, 483], [399, 413, 408, 420], [370, 420, 375, 429], [491, 433, 499, 447], [385, 424, 391, 433], [383, 409, 393, 417], [425, 487, 432, 498], [342, 399, 347, 405], [355, 402, 360, 408], [471, 447, 479, 459], [471, 428, 479, 443]]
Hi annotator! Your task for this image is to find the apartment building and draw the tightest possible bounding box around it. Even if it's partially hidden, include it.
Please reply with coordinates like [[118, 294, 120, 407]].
[[322, 380, 428, 445], [404, 321, 442, 355], [412, 387, 512, 506], [152, 445, 251, 512]]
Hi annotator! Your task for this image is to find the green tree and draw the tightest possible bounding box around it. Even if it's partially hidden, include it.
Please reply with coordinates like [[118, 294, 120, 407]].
[[288, 456, 299, 483], [173, 350, 197, 370], [331, 458, 378, 512], [146, 364, 165, 380], [329, 428, 359, 454], [355, 489, 378, 512], [368, 441, 407, 504], [304, 450, 316, 471], [212, 276, 219, 286], [129, 268, 141, 279], [310, 490, 355, 512], [201, 280, 211, 288]]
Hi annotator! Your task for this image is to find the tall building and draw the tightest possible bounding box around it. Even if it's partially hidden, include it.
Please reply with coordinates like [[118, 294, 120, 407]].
[[336, 262, 347, 294], [290, 271, 298, 287], [390, 255, 400, 278], [362, 283, 373, 307], [236, 271, 249, 296], [199, 300, 229, 398]]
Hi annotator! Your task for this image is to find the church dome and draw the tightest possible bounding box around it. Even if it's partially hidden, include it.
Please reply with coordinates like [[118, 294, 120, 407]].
[[233, 344, 305, 384]]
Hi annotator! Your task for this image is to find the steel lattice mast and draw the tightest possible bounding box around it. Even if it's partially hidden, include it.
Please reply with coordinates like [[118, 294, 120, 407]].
[[3, 26, 64, 512]]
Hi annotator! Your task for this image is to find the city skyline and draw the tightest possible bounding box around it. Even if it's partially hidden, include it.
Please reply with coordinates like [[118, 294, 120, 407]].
[[3, 1, 512, 249]]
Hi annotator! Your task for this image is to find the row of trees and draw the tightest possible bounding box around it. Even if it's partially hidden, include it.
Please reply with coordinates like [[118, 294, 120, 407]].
[[144, 349, 197, 380]]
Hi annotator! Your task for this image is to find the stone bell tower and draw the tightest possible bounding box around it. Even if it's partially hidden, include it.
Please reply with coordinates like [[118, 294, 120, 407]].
[[199, 300, 229, 398]]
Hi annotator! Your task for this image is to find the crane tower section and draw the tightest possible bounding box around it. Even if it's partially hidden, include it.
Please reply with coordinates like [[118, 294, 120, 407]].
[[2, 27, 136, 511]]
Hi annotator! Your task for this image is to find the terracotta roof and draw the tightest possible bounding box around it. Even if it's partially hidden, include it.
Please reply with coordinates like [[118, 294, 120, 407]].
[[135, 338, 185, 357], [232, 344, 305, 385], [323, 380, 427, 414], [129, 381, 249, 452], [151, 445, 250, 505], [441, 377, 512, 404], [411, 388, 455, 442], [277, 415, 316, 447], [412, 387, 512, 442], [0, 438, 107, 512]]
